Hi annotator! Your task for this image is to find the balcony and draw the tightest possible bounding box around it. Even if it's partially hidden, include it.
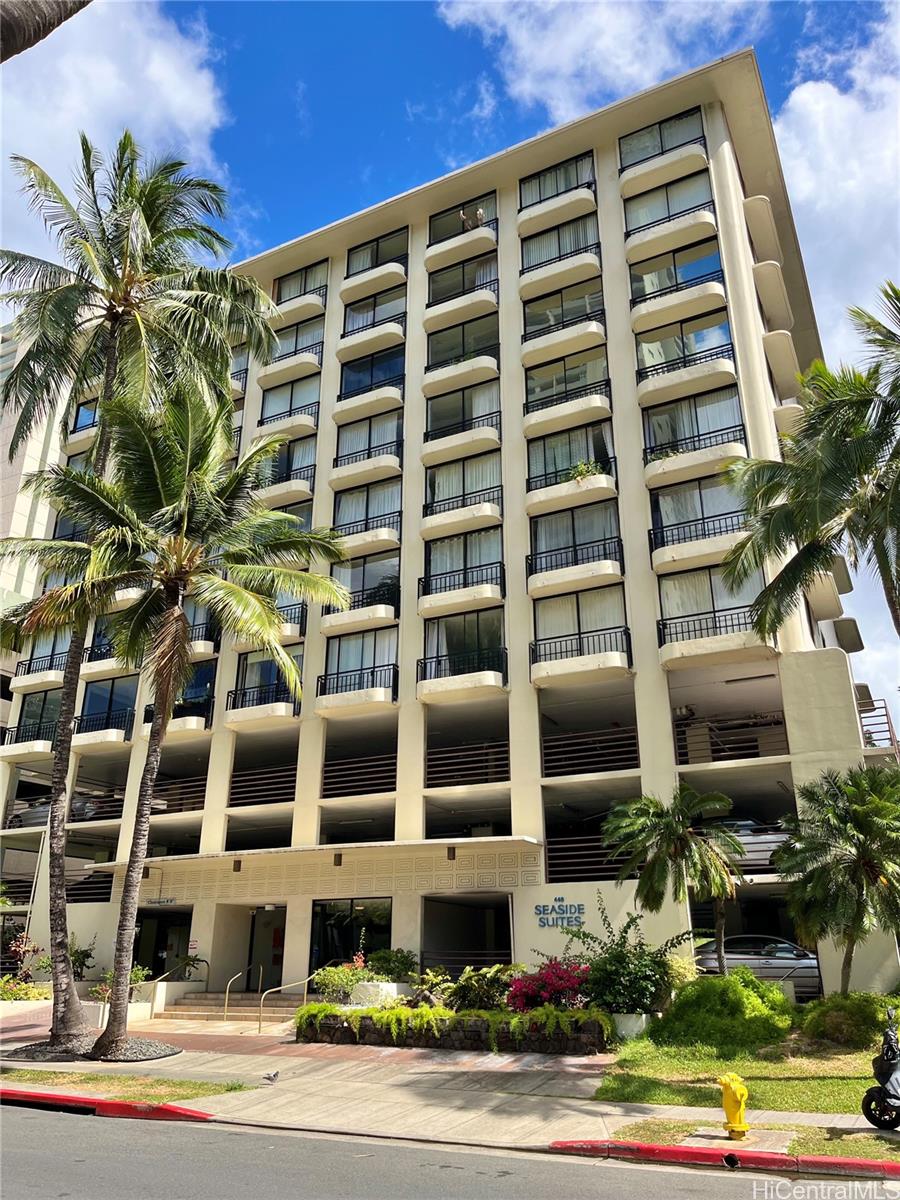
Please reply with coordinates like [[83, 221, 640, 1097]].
[[773, 398, 804, 437], [636, 343, 737, 406], [530, 627, 632, 687], [257, 464, 316, 508], [330, 441, 403, 490], [334, 375, 404, 424], [424, 218, 498, 274], [148, 774, 208, 815], [339, 256, 407, 304], [523, 379, 612, 439], [625, 200, 718, 263], [142, 697, 214, 741], [416, 648, 508, 705], [744, 196, 783, 265], [619, 137, 708, 197], [643, 424, 747, 487], [763, 330, 800, 401], [424, 277, 498, 333], [185, 621, 219, 662], [64, 414, 99, 454], [421, 485, 503, 540], [425, 740, 510, 788], [256, 337, 323, 390], [521, 311, 606, 369], [71, 707, 135, 753], [65, 869, 114, 904], [230, 368, 248, 399], [417, 562, 505, 618], [67, 787, 126, 824], [517, 181, 597, 238], [524, 460, 616, 517], [333, 510, 402, 557], [108, 587, 144, 612], [421, 412, 501, 466], [320, 582, 400, 636], [0, 874, 36, 907], [658, 606, 777, 670], [257, 401, 319, 439], [11, 651, 68, 694], [0, 722, 56, 762], [753, 260, 794, 331], [650, 510, 747, 573], [272, 283, 327, 325], [519, 242, 602, 301], [233, 603, 307, 652], [541, 725, 640, 778], [546, 836, 630, 883], [859, 698, 899, 760], [322, 752, 397, 798], [337, 313, 407, 362], [314, 664, 399, 718], [228, 763, 297, 808], [631, 270, 727, 333], [422, 344, 500, 397], [675, 710, 790, 765], [224, 683, 299, 731], [526, 537, 624, 598]]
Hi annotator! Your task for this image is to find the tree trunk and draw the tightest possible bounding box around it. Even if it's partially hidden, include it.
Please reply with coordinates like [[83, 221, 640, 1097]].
[[714, 896, 728, 977], [0, 0, 93, 62], [871, 544, 900, 640], [839, 937, 856, 996]]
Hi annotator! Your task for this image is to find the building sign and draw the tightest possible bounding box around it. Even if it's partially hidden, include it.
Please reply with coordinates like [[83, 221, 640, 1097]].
[[534, 896, 585, 929]]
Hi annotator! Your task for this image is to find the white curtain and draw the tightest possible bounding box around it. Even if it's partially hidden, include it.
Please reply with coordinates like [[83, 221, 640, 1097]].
[[337, 420, 370, 458], [425, 620, 448, 658], [668, 172, 712, 214], [429, 535, 464, 574], [374, 627, 397, 665], [474, 255, 498, 286], [625, 186, 668, 231], [558, 214, 597, 255], [646, 400, 693, 447], [469, 528, 501, 565], [261, 382, 291, 420], [535, 595, 577, 640], [533, 511, 572, 552], [469, 380, 499, 417], [660, 572, 712, 618], [369, 480, 401, 517], [370, 411, 400, 449], [290, 437, 316, 469], [429, 461, 463, 503], [345, 300, 372, 332], [335, 488, 366, 527], [278, 271, 303, 302], [574, 500, 618, 544], [522, 228, 557, 269], [296, 317, 325, 348], [695, 386, 741, 433], [657, 483, 702, 528], [700, 477, 739, 517], [579, 587, 625, 631], [347, 244, 374, 275], [305, 261, 328, 289], [465, 452, 500, 492]]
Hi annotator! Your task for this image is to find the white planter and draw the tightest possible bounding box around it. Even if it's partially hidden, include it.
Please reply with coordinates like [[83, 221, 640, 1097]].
[[350, 981, 412, 1006], [612, 1012, 653, 1040]]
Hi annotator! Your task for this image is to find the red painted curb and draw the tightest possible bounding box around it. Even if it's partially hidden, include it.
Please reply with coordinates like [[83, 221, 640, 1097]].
[[797, 1154, 900, 1180], [0, 1086, 212, 1122]]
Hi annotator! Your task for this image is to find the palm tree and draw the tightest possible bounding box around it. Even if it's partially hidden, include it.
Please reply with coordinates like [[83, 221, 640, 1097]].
[[1, 1, 92, 63], [773, 765, 900, 995], [724, 281, 900, 638], [602, 783, 745, 976], [0, 131, 275, 1046], [3, 381, 349, 1058]]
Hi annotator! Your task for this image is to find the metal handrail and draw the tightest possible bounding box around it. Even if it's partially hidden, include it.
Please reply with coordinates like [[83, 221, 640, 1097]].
[[140, 958, 210, 1016], [257, 959, 341, 1033], [222, 963, 262, 1022]]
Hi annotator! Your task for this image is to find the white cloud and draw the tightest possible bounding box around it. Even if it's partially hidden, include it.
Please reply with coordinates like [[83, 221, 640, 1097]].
[[468, 75, 498, 122]]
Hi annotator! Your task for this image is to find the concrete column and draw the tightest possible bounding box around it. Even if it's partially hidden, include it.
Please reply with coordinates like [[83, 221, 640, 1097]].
[[391, 889, 422, 956], [293, 715, 325, 844], [198, 726, 236, 855], [281, 896, 313, 992]]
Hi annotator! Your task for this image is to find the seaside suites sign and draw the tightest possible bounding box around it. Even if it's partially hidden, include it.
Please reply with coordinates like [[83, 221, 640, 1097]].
[[534, 896, 586, 929]]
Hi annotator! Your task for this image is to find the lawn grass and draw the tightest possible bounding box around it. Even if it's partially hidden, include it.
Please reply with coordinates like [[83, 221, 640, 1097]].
[[596, 1038, 871, 1114], [0, 1068, 246, 1103], [611, 1118, 900, 1163]]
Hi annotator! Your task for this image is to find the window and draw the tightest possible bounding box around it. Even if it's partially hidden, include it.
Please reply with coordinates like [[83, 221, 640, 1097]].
[[425, 381, 500, 440], [624, 171, 713, 234], [658, 565, 765, 640], [521, 213, 598, 272], [423, 609, 505, 674], [428, 253, 498, 306], [332, 551, 400, 608], [66, 450, 89, 473], [86, 617, 113, 661], [231, 344, 249, 375], [525, 348, 609, 412], [310, 898, 391, 974], [335, 412, 402, 465], [529, 501, 620, 573], [171, 661, 217, 719], [70, 399, 98, 432], [183, 597, 214, 640], [324, 628, 398, 676], [523, 279, 603, 340], [236, 645, 303, 695], [425, 528, 503, 592], [339, 346, 405, 399], [275, 260, 328, 304], [272, 316, 325, 362], [346, 228, 408, 277], [533, 586, 627, 656], [18, 688, 62, 734], [619, 108, 704, 170], [260, 374, 320, 425], [527, 422, 614, 489], [635, 311, 732, 377], [24, 628, 71, 671], [80, 675, 139, 729], [520, 152, 595, 209], [274, 500, 312, 530], [54, 512, 86, 541], [424, 451, 501, 513], [643, 386, 743, 460], [270, 436, 316, 487], [343, 285, 406, 334], [429, 193, 497, 245], [333, 479, 401, 533], [630, 239, 722, 303], [650, 476, 745, 547], [427, 314, 498, 370]]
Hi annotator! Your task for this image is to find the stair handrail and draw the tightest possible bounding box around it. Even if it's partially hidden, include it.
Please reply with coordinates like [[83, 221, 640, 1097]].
[[222, 963, 263, 1022], [140, 958, 210, 1017], [256, 958, 342, 1034]]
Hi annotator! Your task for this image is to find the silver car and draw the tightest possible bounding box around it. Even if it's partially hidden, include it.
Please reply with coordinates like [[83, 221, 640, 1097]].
[[695, 934, 822, 1001]]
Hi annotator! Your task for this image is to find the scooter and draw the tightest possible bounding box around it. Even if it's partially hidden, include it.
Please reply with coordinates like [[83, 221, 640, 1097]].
[[862, 1006, 900, 1129]]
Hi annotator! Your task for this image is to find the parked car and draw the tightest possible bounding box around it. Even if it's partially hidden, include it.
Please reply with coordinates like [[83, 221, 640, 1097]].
[[6, 799, 51, 828], [695, 934, 822, 1000]]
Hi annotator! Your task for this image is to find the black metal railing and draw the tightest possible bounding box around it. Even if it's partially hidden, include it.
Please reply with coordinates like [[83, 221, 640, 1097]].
[[73, 708, 135, 738], [427, 276, 498, 308], [425, 740, 510, 787], [626, 199, 716, 238], [705, 824, 788, 873], [859, 698, 900, 754], [419, 949, 511, 979], [527, 457, 616, 492], [258, 401, 320, 427], [519, 176, 596, 211], [143, 696, 214, 728], [541, 725, 640, 776], [345, 252, 408, 279], [0, 875, 37, 905], [520, 241, 600, 276], [230, 368, 248, 394], [333, 510, 402, 536], [187, 621, 220, 646], [657, 605, 756, 645], [424, 411, 501, 442], [423, 485, 502, 518], [228, 763, 297, 807], [620, 132, 706, 174], [341, 312, 407, 339], [68, 412, 99, 436], [321, 753, 398, 798], [0, 721, 57, 747], [266, 463, 316, 492], [279, 282, 328, 306], [546, 836, 632, 883], [649, 510, 746, 550], [82, 641, 115, 663], [643, 423, 745, 464], [231, 426, 242, 454], [3, 794, 51, 828], [316, 664, 399, 700], [428, 216, 498, 249], [631, 268, 724, 308], [65, 871, 114, 903], [425, 342, 500, 374], [637, 342, 734, 383], [675, 711, 789, 764], [226, 683, 299, 712], [277, 602, 308, 631], [333, 440, 403, 468], [418, 561, 505, 597], [531, 626, 631, 666], [417, 647, 508, 684], [149, 774, 208, 814], [337, 373, 405, 403], [68, 787, 126, 823], [55, 523, 89, 542], [522, 307, 605, 342], [271, 334, 324, 366], [523, 378, 611, 414], [15, 651, 69, 676], [527, 537, 623, 576], [324, 582, 400, 614]]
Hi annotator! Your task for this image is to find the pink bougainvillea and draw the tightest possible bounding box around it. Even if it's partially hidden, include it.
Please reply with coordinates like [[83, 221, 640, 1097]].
[[507, 958, 589, 1012]]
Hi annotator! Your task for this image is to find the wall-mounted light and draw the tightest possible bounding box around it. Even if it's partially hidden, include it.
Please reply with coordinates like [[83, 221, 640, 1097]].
[[447, 847, 456, 862], [333, 852, 343, 867], [232, 859, 242, 873]]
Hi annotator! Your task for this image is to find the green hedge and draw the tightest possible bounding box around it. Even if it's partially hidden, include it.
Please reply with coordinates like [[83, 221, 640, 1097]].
[[649, 967, 794, 1051]]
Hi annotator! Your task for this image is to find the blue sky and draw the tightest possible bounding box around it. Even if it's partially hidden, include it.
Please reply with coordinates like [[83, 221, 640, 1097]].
[[1, 0, 898, 706]]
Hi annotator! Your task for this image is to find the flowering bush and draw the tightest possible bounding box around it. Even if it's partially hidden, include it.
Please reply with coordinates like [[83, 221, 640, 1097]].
[[507, 958, 589, 1012]]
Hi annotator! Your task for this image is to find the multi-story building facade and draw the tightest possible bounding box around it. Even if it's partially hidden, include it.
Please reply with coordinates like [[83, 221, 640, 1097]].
[[1, 51, 897, 997]]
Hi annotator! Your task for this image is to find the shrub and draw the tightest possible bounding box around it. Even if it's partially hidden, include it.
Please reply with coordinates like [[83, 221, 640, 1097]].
[[800, 992, 894, 1049], [507, 959, 589, 1012], [0, 975, 52, 1000], [88, 965, 152, 1002], [650, 966, 794, 1051], [366, 948, 418, 982], [665, 954, 699, 997], [34, 934, 96, 982], [442, 964, 519, 1011], [310, 963, 385, 1003]]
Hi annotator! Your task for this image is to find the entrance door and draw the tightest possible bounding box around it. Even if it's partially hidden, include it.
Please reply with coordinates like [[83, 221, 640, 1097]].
[[309, 898, 392, 974], [247, 906, 287, 991]]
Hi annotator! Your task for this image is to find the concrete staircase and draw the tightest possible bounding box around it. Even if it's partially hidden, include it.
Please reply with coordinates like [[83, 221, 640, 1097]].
[[154, 991, 302, 1023]]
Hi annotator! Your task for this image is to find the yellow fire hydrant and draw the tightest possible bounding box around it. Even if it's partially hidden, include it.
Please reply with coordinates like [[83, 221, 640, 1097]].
[[718, 1072, 750, 1140]]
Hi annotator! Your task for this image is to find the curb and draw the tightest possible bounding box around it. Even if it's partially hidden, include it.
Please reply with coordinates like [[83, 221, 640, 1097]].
[[549, 1139, 900, 1179], [0, 1086, 213, 1123]]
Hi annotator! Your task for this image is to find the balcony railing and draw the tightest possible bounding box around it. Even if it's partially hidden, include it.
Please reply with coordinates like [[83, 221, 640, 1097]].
[[522, 307, 605, 342], [226, 683, 299, 712], [527, 457, 616, 491], [527, 536, 623, 576], [259, 401, 320, 428], [333, 510, 402, 537], [519, 175, 596, 211], [68, 787, 126, 823], [324, 581, 400, 614], [546, 836, 632, 883], [187, 621, 220, 646], [341, 312, 407, 338], [649, 510, 746, 550], [271, 332, 324, 366], [68, 411, 99, 436], [420, 948, 511, 979], [150, 774, 208, 814], [422, 485, 502, 518], [0, 875, 37, 905], [428, 216, 498, 249], [427, 276, 498, 308], [316, 664, 399, 700], [143, 696, 214, 728], [674, 710, 789, 764], [72, 708, 134, 738], [523, 378, 611, 415], [417, 647, 508, 683], [637, 342, 734, 383], [15, 651, 69, 676], [425, 342, 500, 374], [657, 605, 757, 645], [321, 752, 397, 798], [83, 641, 115, 663], [337, 373, 405, 403], [703, 824, 788, 874], [425, 740, 510, 788], [230, 368, 248, 395], [0, 721, 57, 747], [228, 763, 297, 807], [277, 602, 308, 631], [278, 282, 327, 306], [520, 241, 600, 276], [859, 698, 899, 755], [620, 132, 707, 174], [266, 463, 316, 492], [418, 561, 505, 597], [643, 423, 746, 464], [631, 268, 724, 308], [541, 725, 640, 776], [424, 410, 501, 442], [55, 523, 89, 542], [530, 626, 632, 665], [626, 199, 716, 238], [65, 870, 114, 903], [345, 252, 408, 279], [333, 440, 403, 468]]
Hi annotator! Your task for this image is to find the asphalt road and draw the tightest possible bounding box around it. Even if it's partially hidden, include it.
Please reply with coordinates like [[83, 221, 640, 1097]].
[[0, 1107, 797, 1200]]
